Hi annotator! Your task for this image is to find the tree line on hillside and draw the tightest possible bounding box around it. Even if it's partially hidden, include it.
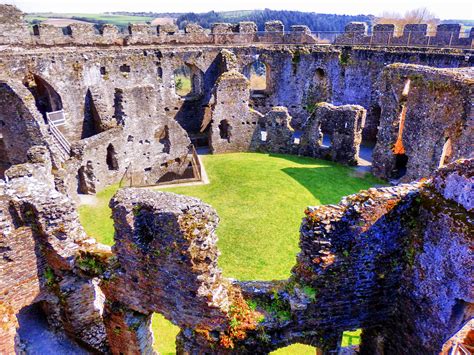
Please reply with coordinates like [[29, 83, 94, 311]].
[[176, 9, 373, 32]]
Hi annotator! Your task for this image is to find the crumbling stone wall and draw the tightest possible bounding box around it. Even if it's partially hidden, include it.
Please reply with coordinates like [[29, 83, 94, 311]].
[[0, 5, 30, 45], [0, 81, 48, 165], [251, 106, 296, 154], [372, 64, 473, 182], [300, 102, 366, 165], [66, 84, 191, 196], [0, 4, 472, 353], [0, 5, 472, 190], [0, 5, 472, 142], [209, 70, 263, 153], [0, 54, 192, 197], [100, 158, 472, 354], [360, 159, 473, 354], [0, 147, 110, 353], [0, 144, 472, 354]]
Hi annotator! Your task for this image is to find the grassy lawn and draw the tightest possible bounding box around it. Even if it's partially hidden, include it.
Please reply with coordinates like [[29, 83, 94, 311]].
[[78, 152, 381, 353], [174, 75, 192, 97]]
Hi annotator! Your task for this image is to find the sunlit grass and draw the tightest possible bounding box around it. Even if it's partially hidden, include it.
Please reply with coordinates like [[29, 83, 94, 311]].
[[78, 152, 381, 353], [174, 75, 192, 96]]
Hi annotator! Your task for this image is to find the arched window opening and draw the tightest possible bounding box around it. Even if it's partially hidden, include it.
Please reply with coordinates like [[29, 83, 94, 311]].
[[23, 73, 63, 121], [81, 89, 102, 139], [390, 84, 411, 180], [245, 59, 268, 93], [315, 68, 325, 81], [106, 144, 119, 171], [151, 313, 180, 352], [393, 153, 408, 179], [359, 104, 381, 166], [173, 64, 203, 98], [321, 132, 332, 148], [219, 120, 231, 142], [320, 123, 332, 148], [113, 89, 125, 125], [371, 105, 382, 141]]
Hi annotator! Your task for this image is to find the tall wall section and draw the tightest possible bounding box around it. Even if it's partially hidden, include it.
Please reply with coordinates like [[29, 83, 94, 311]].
[[1, 144, 472, 354], [0, 4, 473, 193]]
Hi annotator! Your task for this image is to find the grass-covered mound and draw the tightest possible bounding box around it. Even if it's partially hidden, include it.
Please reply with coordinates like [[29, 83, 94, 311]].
[[78, 152, 381, 353]]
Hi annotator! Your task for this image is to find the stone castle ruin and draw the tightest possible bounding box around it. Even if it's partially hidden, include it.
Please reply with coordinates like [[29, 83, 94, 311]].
[[0, 4, 473, 354]]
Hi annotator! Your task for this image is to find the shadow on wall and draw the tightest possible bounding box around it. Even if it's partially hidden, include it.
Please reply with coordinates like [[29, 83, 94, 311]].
[[16, 303, 89, 354], [173, 60, 218, 136], [270, 153, 382, 204]]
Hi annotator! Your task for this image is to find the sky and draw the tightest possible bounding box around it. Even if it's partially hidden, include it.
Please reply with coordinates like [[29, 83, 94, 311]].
[[2, 0, 473, 20]]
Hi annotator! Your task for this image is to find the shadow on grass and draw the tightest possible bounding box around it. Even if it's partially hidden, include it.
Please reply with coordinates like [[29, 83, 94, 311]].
[[270, 154, 381, 205], [269, 153, 334, 166]]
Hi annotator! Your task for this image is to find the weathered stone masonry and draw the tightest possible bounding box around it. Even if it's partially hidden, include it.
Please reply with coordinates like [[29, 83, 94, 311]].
[[300, 103, 366, 165], [0, 4, 473, 193], [1, 146, 472, 354], [372, 64, 473, 182], [0, 4, 473, 353]]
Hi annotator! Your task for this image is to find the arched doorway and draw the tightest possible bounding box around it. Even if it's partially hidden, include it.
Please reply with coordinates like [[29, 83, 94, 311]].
[[244, 58, 269, 96], [173, 64, 204, 99], [23, 73, 63, 122]]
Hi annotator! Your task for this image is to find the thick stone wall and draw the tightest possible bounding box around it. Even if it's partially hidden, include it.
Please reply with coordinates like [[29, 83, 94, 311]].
[[0, 4, 472, 353], [0, 4, 471, 49], [336, 21, 473, 48], [209, 69, 263, 153], [252, 106, 296, 154], [101, 158, 473, 353], [66, 84, 191, 196], [372, 64, 473, 182], [0, 16, 472, 189], [0, 144, 472, 354], [0, 147, 110, 353], [360, 159, 473, 353], [300, 102, 366, 165], [0, 81, 50, 165], [0, 5, 472, 144]]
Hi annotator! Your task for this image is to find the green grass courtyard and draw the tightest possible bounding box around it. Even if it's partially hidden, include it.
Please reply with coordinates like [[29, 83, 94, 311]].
[[78, 152, 381, 354]]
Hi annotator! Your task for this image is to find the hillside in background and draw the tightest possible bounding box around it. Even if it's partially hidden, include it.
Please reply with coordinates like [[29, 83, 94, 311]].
[[26, 9, 373, 31], [26, 10, 474, 32], [26, 13, 155, 27], [175, 9, 374, 31]]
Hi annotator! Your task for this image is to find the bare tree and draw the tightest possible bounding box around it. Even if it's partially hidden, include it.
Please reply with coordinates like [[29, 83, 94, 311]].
[[376, 7, 439, 35]]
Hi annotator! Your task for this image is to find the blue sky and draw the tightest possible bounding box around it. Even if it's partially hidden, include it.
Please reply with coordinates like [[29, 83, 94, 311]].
[[3, 0, 473, 19]]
